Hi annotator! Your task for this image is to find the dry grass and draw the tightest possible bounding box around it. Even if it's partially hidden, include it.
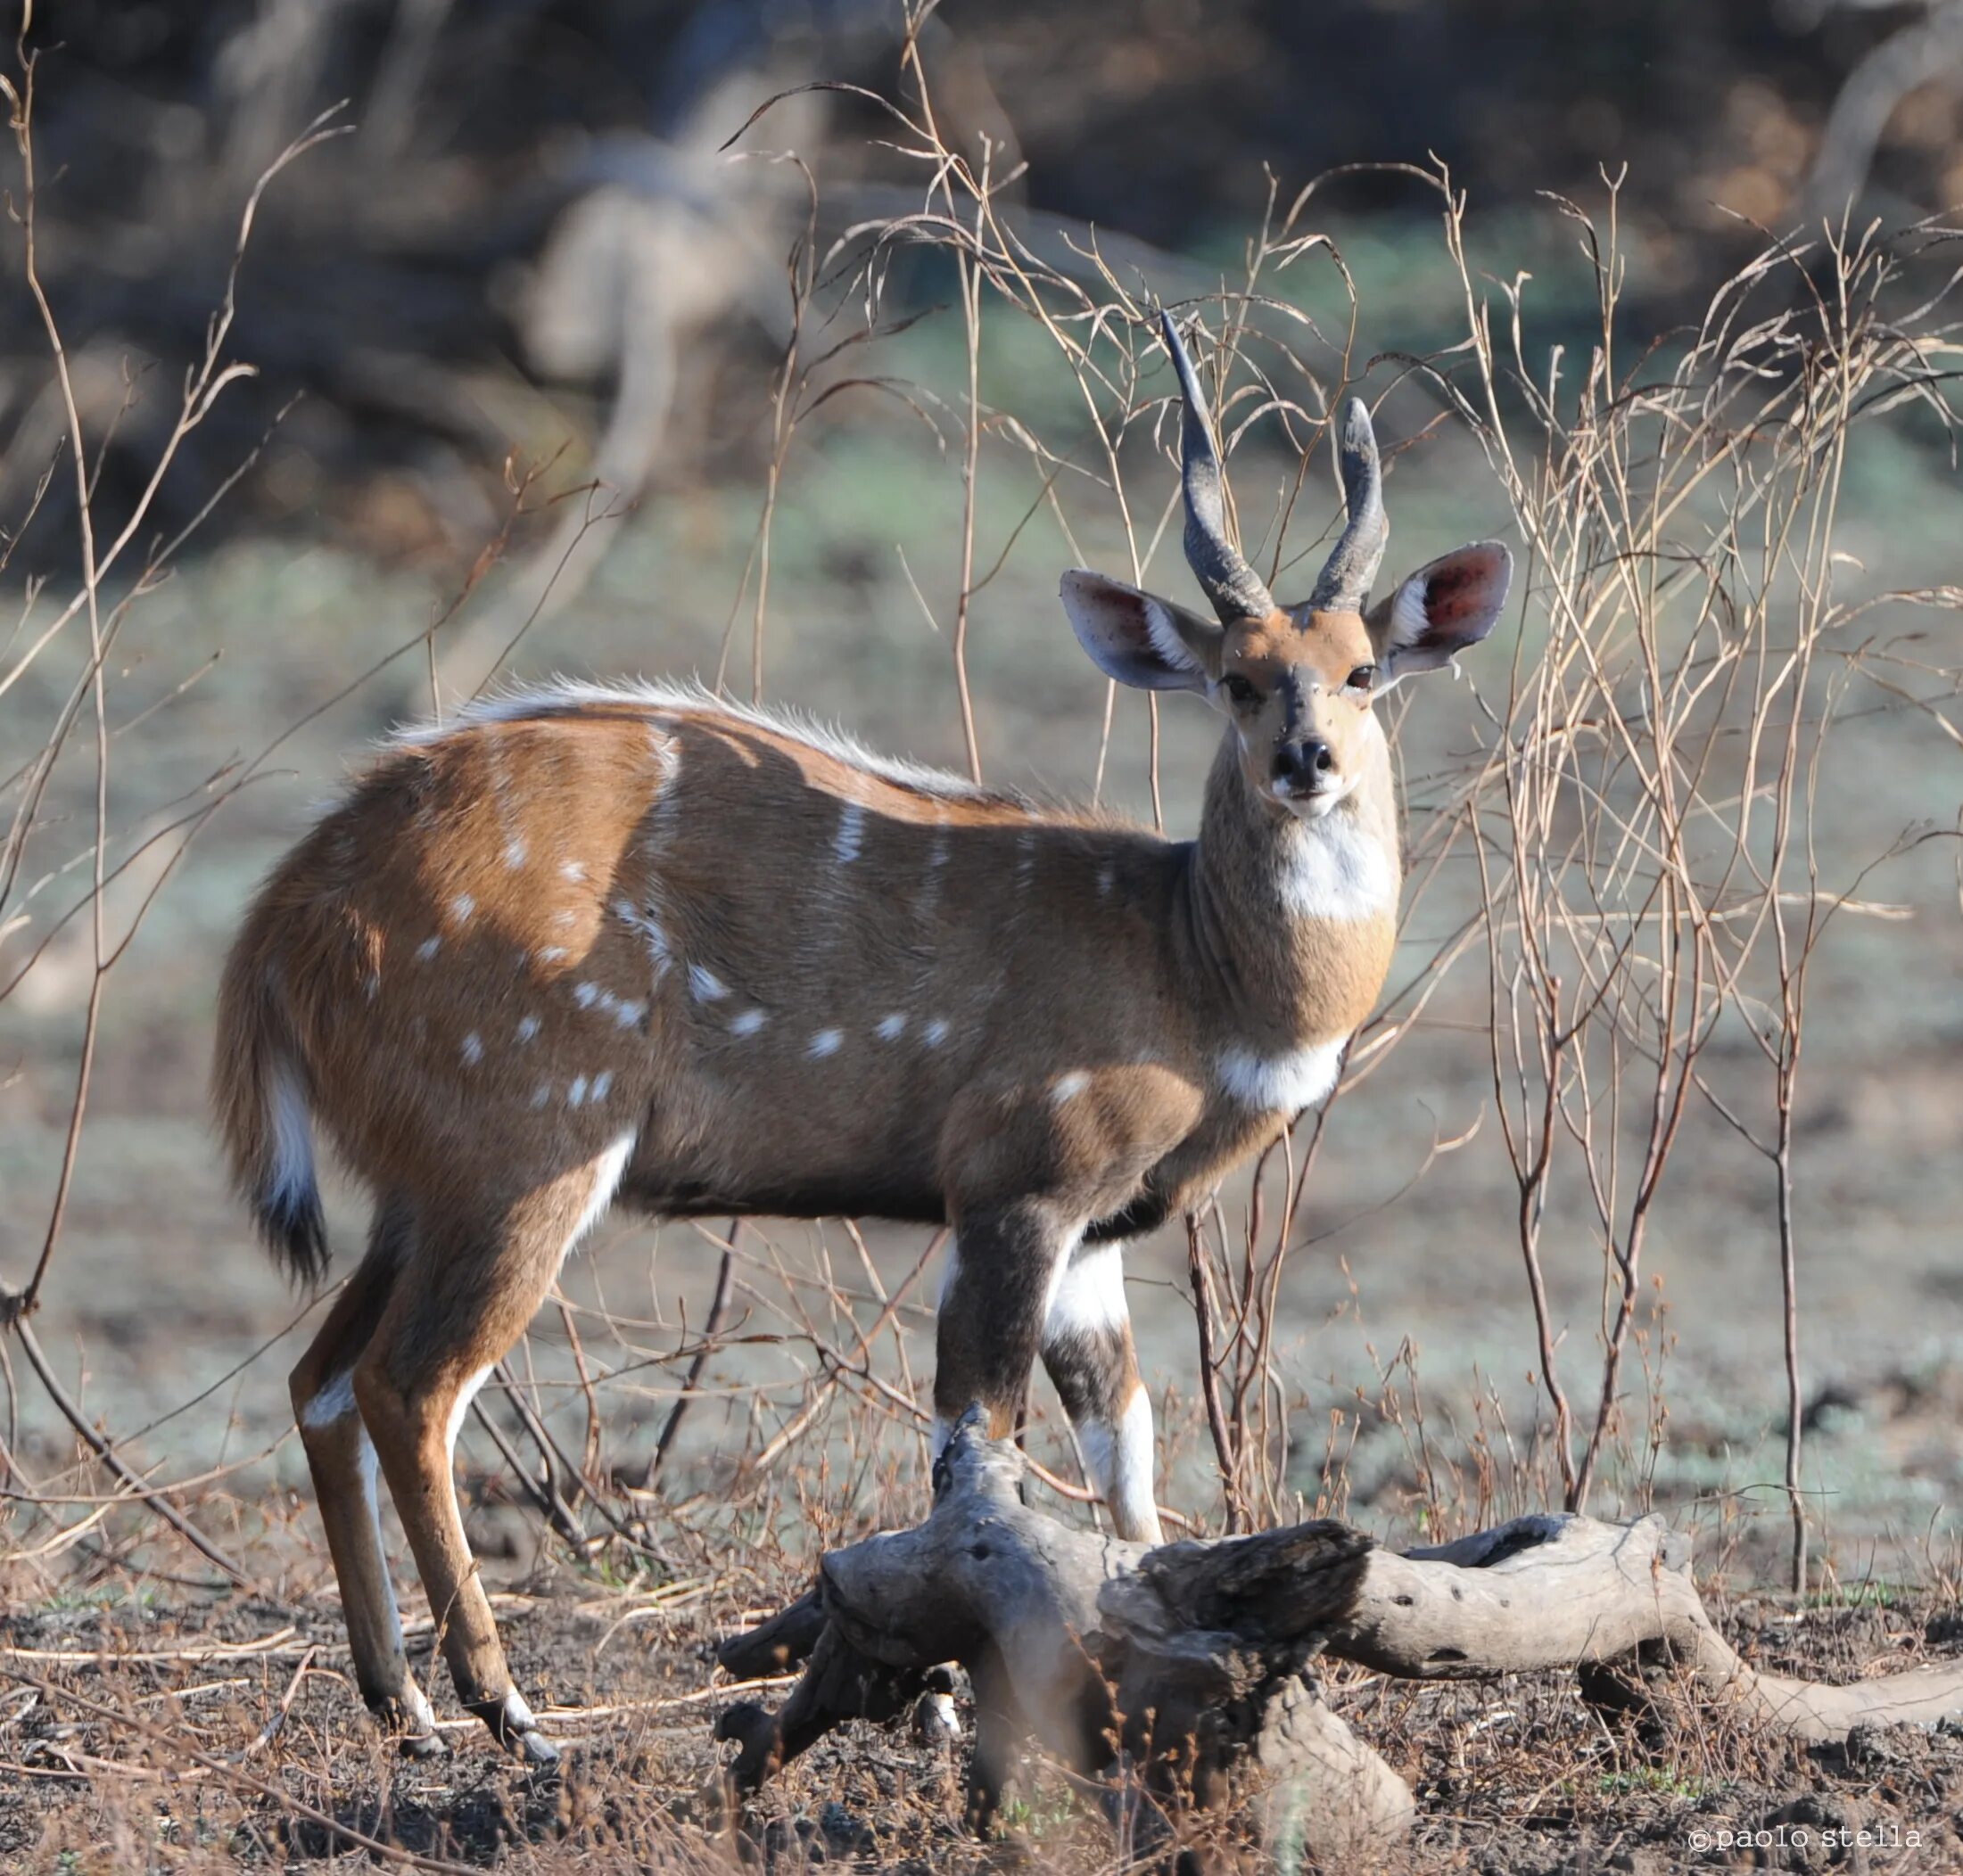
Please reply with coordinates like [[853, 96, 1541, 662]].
[[4, 4, 1963, 1867]]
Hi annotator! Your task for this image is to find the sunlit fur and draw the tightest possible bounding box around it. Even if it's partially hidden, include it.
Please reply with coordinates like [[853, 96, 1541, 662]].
[[213, 536, 1504, 1757]]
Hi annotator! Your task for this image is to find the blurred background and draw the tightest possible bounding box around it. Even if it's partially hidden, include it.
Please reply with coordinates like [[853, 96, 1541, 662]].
[[2, 0, 1960, 1583]]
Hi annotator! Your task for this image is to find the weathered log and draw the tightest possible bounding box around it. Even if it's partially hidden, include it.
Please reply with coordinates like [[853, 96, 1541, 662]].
[[713, 1412, 1963, 1864]]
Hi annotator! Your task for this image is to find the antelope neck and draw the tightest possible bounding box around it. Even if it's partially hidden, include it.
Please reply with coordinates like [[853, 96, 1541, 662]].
[[1177, 734, 1400, 1048]]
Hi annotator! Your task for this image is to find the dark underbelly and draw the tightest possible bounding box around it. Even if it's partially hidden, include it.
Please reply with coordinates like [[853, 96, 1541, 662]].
[[618, 1169, 1173, 1243], [616, 1169, 948, 1226]]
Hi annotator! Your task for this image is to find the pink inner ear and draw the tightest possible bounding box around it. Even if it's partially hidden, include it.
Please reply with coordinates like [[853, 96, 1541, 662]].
[[1421, 547, 1507, 638]]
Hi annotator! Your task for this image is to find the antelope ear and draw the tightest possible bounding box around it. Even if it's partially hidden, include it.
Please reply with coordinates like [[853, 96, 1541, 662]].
[[1060, 570, 1221, 693], [1366, 541, 1512, 680]]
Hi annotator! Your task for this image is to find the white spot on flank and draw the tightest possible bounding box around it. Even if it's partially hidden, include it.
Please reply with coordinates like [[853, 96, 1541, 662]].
[[730, 1008, 766, 1037], [928, 833, 951, 869], [591, 1070, 613, 1102], [1096, 862, 1116, 898], [574, 982, 601, 1008], [531, 1082, 552, 1108], [1050, 1070, 1091, 1107], [808, 1028, 843, 1058], [568, 1075, 589, 1107], [364, 972, 381, 1002], [504, 838, 528, 868], [561, 860, 587, 883], [554, 907, 578, 928], [1216, 1037, 1346, 1113], [416, 935, 441, 962], [876, 1013, 907, 1041], [301, 1367, 357, 1430], [923, 1018, 950, 1048], [461, 1032, 483, 1066], [614, 999, 647, 1028], [516, 1015, 540, 1043], [688, 964, 729, 1003], [834, 801, 866, 864], [534, 945, 569, 966], [450, 893, 476, 925]]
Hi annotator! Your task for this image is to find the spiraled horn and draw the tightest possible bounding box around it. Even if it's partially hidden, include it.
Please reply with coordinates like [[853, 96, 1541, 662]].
[[1307, 396, 1389, 612], [1160, 310, 1277, 625]]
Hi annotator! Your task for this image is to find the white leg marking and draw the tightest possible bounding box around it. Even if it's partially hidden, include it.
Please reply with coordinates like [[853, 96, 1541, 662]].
[[1043, 1241, 1128, 1342], [301, 1365, 358, 1430], [354, 1421, 408, 1641], [566, 1131, 635, 1256], [1109, 1386, 1162, 1543], [444, 1362, 496, 1468]]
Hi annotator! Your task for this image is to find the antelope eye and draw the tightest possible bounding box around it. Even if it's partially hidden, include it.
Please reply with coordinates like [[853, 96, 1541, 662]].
[[1221, 673, 1259, 707], [1346, 664, 1377, 693]]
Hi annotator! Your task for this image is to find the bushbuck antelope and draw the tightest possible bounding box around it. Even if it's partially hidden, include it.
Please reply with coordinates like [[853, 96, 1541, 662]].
[[215, 313, 1510, 1761]]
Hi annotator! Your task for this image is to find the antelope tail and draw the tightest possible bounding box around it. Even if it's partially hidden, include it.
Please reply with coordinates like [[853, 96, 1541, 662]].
[[212, 945, 328, 1288]]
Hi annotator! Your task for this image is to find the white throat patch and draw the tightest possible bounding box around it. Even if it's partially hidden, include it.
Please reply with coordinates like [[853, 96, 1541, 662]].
[[1273, 813, 1398, 924]]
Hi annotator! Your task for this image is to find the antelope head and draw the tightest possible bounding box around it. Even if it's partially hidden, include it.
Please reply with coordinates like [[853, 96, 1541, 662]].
[[1061, 312, 1513, 820]]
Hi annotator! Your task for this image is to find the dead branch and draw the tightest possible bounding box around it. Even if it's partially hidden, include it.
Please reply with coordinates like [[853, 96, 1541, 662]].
[[715, 1415, 1963, 1867]]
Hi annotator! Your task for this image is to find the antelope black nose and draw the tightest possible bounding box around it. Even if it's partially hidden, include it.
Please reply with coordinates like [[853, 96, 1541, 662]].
[[1273, 738, 1334, 786]]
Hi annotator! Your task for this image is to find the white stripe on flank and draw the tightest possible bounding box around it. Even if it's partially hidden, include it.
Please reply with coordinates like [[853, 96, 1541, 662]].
[[834, 802, 866, 864]]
